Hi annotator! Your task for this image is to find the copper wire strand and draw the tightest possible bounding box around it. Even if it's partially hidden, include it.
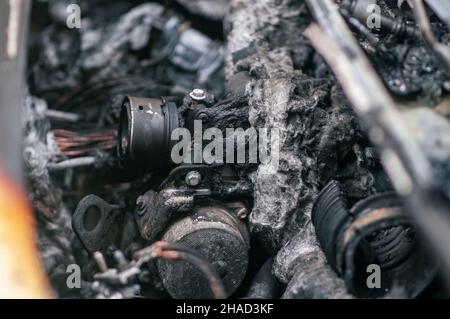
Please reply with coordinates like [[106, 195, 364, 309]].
[[51, 129, 118, 157]]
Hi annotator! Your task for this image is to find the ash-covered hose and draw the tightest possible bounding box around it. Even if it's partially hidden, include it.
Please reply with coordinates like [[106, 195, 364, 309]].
[[312, 181, 436, 298]]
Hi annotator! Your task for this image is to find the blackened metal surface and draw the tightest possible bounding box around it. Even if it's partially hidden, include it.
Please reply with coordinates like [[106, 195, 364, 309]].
[[23, 0, 450, 299], [72, 195, 122, 253], [158, 204, 250, 298]]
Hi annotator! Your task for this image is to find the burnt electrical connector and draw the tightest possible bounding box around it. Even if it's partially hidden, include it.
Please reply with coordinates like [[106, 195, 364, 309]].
[[118, 96, 180, 176]]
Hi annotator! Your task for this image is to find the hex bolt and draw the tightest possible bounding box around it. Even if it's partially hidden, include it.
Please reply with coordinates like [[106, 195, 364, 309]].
[[185, 171, 202, 187], [189, 89, 207, 102], [237, 208, 249, 220]]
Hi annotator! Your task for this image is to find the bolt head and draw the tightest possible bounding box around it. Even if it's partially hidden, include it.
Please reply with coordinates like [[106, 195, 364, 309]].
[[189, 89, 207, 102], [185, 171, 202, 187]]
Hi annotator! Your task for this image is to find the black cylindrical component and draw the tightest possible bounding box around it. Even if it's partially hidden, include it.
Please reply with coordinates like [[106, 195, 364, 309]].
[[157, 202, 250, 299], [312, 181, 436, 298], [118, 96, 179, 174]]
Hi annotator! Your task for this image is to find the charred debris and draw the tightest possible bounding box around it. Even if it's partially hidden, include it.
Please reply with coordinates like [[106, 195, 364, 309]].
[[25, 0, 450, 299]]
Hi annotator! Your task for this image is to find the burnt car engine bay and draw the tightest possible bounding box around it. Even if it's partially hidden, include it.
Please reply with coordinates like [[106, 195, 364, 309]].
[[24, 0, 450, 299]]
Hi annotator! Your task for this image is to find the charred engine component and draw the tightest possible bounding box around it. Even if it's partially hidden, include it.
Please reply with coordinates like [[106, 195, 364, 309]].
[[117, 89, 251, 178], [340, 0, 420, 39], [118, 96, 180, 175], [118, 92, 221, 178], [72, 195, 123, 253], [135, 165, 214, 241], [156, 202, 250, 299], [134, 165, 250, 299], [25, 0, 450, 301], [118, 91, 251, 298], [312, 181, 436, 298]]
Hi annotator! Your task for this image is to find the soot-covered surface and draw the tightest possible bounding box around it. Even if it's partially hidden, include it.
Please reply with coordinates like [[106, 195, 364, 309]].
[[24, 0, 450, 299]]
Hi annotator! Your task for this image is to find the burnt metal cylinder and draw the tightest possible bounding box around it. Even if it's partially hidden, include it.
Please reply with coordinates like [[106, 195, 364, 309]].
[[157, 203, 250, 299], [118, 96, 179, 174], [312, 181, 436, 298]]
